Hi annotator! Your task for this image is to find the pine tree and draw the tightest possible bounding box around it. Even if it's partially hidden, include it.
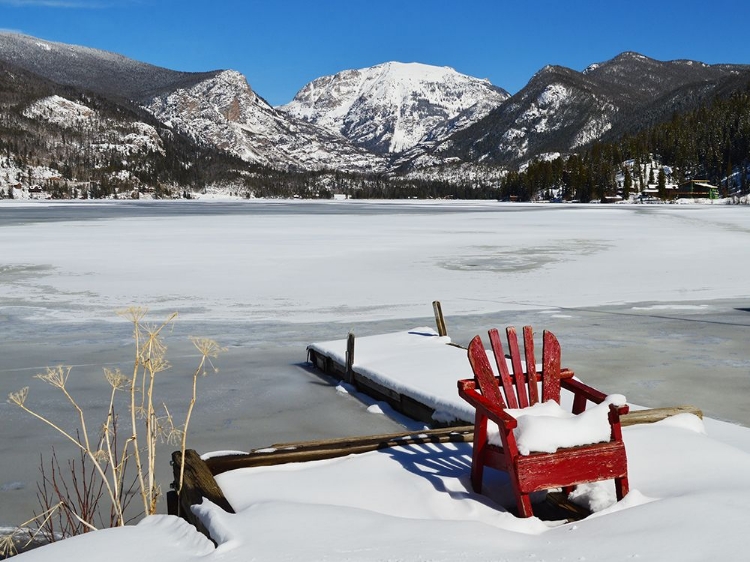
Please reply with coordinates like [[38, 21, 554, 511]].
[[658, 168, 667, 200], [623, 168, 632, 199]]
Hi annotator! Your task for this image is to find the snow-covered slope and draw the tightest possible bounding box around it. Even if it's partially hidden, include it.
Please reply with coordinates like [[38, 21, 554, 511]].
[[23, 95, 165, 155], [278, 62, 509, 154], [413, 54, 750, 168], [144, 70, 386, 172]]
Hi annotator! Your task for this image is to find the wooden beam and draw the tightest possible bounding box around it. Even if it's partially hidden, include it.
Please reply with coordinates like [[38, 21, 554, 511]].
[[204, 426, 475, 475], [345, 332, 355, 384], [201, 405, 703, 475], [621, 405, 702, 426]]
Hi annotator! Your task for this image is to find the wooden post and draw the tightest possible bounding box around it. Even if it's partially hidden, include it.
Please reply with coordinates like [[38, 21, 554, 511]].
[[346, 332, 355, 384], [433, 300, 447, 337], [171, 449, 235, 537]]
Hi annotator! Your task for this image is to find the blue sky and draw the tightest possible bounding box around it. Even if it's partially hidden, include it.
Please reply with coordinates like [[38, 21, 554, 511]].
[[2, 0, 750, 106]]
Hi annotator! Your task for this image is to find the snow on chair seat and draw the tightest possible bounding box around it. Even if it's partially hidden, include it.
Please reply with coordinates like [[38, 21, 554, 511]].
[[491, 394, 628, 455]]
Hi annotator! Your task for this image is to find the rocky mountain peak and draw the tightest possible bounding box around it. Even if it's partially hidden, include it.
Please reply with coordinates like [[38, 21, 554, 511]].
[[278, 61, 509, 154]]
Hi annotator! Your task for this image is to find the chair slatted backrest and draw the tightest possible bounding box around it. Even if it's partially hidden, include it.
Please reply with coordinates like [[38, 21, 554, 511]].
[[540, 329, 561, 403], [468, 326, 563, 409], [523, 326, 539, 405], [467, 334, 506, 408]]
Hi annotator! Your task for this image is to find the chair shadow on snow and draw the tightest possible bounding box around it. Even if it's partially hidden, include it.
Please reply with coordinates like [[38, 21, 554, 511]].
[[381, 441, 519, 513]]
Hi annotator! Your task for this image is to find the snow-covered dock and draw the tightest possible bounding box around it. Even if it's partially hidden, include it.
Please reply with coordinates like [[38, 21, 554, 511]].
[[307, 327, 476, 425], [305, 327, 701, 428]]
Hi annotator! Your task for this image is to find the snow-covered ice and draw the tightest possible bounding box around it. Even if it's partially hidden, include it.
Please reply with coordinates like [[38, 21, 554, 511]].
[[2, 199, 750, 561]]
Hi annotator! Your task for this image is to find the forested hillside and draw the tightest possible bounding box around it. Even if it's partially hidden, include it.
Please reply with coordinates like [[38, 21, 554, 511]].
[[503, 82, 750, 202]]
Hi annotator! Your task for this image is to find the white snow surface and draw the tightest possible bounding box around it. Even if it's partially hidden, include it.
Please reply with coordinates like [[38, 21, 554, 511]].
[[1, 200, 749, 325], [3, 200, 750, 560], [503, 395, 626, 454], [22, 95, 95, 127]]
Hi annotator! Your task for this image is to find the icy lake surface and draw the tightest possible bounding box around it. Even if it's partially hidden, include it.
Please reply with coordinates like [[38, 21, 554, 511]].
[[1, 199, 749, 526]]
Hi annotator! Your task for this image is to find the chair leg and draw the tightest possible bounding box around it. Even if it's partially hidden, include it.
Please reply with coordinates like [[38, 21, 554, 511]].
[[470, 414, 489, 493], [515, 491, 534, 518], [470, 453, 484, 493], [615, 476, 629, 501]]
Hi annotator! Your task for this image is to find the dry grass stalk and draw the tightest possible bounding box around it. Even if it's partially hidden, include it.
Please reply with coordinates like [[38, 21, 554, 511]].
[[5, 307, 223, 545]]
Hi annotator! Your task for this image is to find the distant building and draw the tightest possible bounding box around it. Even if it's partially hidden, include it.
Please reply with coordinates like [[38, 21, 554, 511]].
[[678, 179, 719, 199]]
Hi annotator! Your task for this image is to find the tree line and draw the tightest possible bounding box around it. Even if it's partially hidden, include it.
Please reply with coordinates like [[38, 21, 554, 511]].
[[500, 82, 750, 202]]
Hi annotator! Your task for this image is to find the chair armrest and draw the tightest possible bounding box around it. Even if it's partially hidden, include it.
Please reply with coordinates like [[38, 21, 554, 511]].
[[609, 402, 630, 417], [561, 377, 608, 403], [608, 403, 629, 441], [559, 368, 575, 380], [457, 379, 518, 429]]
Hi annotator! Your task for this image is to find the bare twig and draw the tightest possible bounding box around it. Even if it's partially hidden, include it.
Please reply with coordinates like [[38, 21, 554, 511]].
[[7, 308, 222, 539]]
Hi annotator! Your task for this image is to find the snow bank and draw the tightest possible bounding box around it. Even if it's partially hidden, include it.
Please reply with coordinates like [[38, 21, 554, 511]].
[[23, 414, 743, 562]]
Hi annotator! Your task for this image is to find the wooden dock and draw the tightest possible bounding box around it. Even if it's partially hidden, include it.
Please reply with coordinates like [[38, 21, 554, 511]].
[[306, 302, 702, 429], [307, 339, 450, 425]]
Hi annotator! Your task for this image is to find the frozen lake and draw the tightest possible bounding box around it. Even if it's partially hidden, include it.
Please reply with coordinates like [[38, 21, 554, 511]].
[[1, 199, 750, 526]]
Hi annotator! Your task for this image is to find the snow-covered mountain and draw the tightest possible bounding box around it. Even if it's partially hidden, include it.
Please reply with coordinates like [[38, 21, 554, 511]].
[[144, 70, 386, 172], [278, 62, 509, 154], [0, 32, 386, 173], [411, 53, 750, 169], [3, 31, 750, 191]]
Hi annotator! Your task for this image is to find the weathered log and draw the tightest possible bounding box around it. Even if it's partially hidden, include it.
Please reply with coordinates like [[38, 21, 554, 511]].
[[267, 425, 474, 451], [204, 426, 474, 475], [621, 405, 702, 426], [200, 405, 702, 476]]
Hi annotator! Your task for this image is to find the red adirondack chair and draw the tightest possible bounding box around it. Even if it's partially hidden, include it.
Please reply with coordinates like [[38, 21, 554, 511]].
[[457, 326, 629, 518]]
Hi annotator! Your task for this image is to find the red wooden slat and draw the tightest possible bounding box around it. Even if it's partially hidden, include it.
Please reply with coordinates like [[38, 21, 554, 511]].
[[522, 326, 539, 406], [515, 441, 628, 493], [467, 335, 506, 409], [506, 327, 528, 408], [541, 330, 561, 403], [488, 328, 518, 408]]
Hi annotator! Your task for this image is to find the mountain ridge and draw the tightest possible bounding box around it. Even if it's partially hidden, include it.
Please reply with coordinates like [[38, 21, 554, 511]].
[[2, 31, 750, 199], [0, 32, 219, 101], [412, 52, 750, 169]]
